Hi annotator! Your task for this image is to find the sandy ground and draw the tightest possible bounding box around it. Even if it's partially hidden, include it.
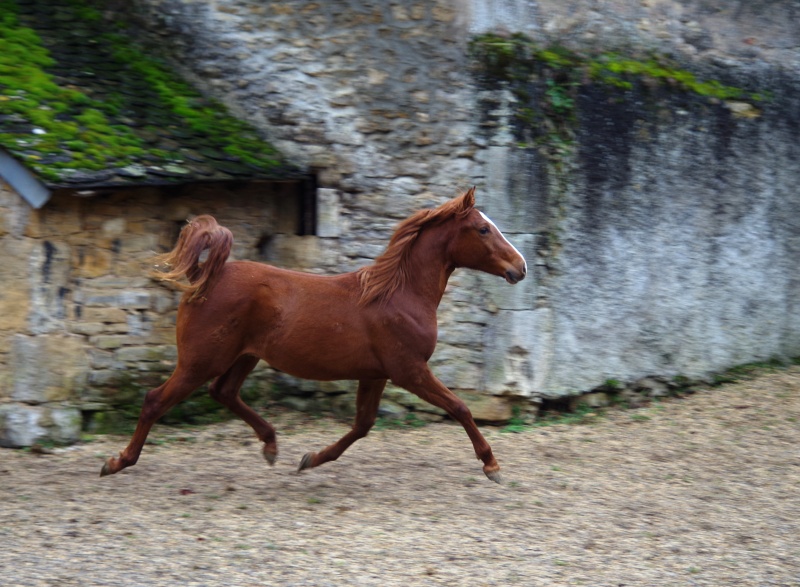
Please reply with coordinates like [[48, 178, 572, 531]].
[[1, 369, 799, 587]]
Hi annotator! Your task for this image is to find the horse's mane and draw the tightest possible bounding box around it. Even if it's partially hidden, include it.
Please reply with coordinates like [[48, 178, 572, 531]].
[[357, 187, 475, 306]]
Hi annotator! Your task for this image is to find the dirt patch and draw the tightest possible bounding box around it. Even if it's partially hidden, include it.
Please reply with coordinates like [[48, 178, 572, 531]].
[[2, 369, 799, 586]]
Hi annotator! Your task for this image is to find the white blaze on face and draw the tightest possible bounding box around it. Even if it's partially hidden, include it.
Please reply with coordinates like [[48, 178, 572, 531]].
[[479, 211, 527, 273]]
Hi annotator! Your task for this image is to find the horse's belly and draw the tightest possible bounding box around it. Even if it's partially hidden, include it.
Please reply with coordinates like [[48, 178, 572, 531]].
[[264, 351, 385, 382], [254, 330, 385, 382]]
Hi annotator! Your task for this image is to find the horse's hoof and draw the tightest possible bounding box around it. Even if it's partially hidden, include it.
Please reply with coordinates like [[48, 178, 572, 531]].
[[100, 459, 115, 477], [298, 452, 316, 472], [262, 446, 277, 466], [484, 468, 503, 484]]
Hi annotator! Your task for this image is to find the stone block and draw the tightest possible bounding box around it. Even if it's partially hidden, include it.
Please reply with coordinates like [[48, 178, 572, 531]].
[[118, 290, 152, 309], [89, 349, 119, 370], [47, 407, 82, 444], [75, 248, 112, 278], [377, 399, 407, 420], [316, 188, 342, 238], [265, 235, 338, 271], [81, 307, 129, 324], [0, 286, 30, 332], [77, 289, 151, 309], [89, 335, 129, 350], [88, 369, 123, 386], [0, 404, 46, 447], [152, 292, 178, 314], [0, 404, 81, 447], [68, 322, 106, 336], [28, 239, 71, 334], [455, 391, 513, 423], [101, 218, 126, 237], [383, 384, 447, 416], [483, 308, 552, 398], [11, 334, 89, 404], [115, 345, 177, 363], [571, 392, 610, 410]]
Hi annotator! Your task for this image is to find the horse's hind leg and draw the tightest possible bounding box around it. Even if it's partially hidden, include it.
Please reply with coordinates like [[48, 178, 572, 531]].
[[298, 379, 386, 472], [208, 355, 278, 464], [100, 368, 207, 477]]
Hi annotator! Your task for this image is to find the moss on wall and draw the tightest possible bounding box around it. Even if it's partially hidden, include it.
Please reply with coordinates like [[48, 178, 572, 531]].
[[0, 0, 282, 184], [468, 32, 764, 147]]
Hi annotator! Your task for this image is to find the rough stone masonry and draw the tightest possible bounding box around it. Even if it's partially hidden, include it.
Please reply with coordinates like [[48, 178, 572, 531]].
[[3, 0, 800, 446], [113, 0, 800, 394]]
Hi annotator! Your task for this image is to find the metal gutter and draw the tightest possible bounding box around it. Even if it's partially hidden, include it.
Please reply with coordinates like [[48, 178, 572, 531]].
[[0, 149, 51, 209]]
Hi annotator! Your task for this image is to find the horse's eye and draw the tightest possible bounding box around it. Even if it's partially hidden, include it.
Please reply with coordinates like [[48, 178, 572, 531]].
[[479, 226, 491, 235]]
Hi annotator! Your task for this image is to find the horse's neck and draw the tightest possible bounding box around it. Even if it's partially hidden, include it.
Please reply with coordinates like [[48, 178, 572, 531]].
[[399, 226, 455, 311]]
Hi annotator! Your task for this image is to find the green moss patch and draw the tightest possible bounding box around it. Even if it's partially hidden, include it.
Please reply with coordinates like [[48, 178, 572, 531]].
[[469, 33, 760, 101], [0, 0, 290, 187], [469, 33, 764, 148]]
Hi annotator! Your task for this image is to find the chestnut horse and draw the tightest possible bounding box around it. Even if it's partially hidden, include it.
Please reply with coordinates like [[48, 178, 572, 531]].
[[100, 187, 527, 482]]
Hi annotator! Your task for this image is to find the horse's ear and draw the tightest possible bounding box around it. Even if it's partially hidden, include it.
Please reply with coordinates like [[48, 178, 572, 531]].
[[460, 186, 476, 211]]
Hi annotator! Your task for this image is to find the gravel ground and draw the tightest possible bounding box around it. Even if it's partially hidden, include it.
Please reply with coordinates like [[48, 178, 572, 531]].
[[2, 369, 799, 587]]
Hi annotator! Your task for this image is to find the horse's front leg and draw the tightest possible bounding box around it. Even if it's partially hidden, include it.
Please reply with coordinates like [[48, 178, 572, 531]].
[[298, 379, 387, 472], [394, 366, 502, 483]]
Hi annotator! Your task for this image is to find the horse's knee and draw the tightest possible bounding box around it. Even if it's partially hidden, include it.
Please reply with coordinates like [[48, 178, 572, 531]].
[[449, 400, 472, 423]]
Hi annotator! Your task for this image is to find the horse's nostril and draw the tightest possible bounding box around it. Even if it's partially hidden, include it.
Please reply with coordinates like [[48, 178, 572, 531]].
[[505, 269, 524, 284]]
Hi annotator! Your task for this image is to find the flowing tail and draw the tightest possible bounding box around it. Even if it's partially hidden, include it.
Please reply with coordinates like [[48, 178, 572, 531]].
[[153, 215, 233, 302]]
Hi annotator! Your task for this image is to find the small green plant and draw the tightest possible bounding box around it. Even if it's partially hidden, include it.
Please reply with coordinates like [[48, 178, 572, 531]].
[[544, 79, 575, 116], [501, 405, 530, 433], [470, 33, 759, 102], [712, 358, 788, 385], [534, 403, 600, 427], [374, 412, 428, 430]]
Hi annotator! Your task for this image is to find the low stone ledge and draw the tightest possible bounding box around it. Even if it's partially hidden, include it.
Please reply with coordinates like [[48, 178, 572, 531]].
[[0, 403, 81, 448], [115, 345, 177, 363]]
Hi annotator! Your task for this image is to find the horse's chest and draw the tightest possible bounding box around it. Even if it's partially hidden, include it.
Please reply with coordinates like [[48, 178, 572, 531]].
[[383, 313, 438, 360]]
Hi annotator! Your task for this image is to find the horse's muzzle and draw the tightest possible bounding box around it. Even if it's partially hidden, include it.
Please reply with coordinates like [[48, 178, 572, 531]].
[[505, 266, 526, 285]]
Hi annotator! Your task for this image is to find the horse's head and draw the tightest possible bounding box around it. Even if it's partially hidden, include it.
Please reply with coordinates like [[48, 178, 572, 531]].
[[448, 187, 527, 284]]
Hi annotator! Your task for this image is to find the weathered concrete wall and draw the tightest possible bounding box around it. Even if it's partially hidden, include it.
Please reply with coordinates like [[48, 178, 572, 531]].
[[511, 81, 800, 394], [0, 180, 302, 445], [106, 0, 800, 402], [470, 0, 800, 394]]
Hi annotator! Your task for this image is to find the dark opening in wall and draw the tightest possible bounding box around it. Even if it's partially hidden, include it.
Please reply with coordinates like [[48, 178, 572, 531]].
[[255, 234, 274, 260], [298, 174, 318, 236]]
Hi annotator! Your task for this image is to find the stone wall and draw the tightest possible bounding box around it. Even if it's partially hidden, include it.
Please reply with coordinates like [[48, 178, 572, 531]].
[[4, 0, 800, 447], [0, 180, 303, 446], [106, 0, 530, 421], [109, 0, 800, 400]]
